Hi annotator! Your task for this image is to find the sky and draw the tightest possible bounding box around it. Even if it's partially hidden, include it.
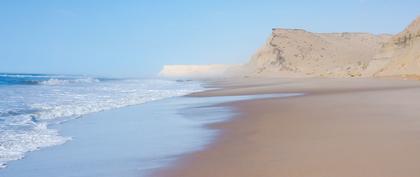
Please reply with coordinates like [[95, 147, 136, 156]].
[[0, 0, 419, 77]]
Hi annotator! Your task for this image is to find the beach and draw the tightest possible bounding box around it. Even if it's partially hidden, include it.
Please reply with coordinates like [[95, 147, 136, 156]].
[[156, 78, 420, 177], [0, 92, 240, 177], [2, 1, 420, 177], [4, 76, 420, 177], [0, 75, 300, 177]]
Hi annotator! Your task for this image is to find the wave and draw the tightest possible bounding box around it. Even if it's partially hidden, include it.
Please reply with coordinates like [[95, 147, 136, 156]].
[[0, 73, 57, 78], [38, 78, 100, 85], [0, 78, 203, 169], [0, 73, 104, 86], [0, 122, 69, 169]]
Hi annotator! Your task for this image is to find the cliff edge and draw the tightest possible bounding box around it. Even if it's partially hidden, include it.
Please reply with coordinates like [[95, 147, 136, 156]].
[[159, 16, 420, 79], [159, 65, 239, 78], [244, 29, 391, 77], [371, 16, 420, 77], [243, 16, 420, 78]]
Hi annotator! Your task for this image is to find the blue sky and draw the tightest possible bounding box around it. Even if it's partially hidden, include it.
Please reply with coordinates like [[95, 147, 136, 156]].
[[0, 0, 419, 77]]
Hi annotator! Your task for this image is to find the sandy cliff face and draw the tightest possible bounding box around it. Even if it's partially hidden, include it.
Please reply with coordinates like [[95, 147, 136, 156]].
[[245, 29, 391, 77], [372, 16, 420, 77], [245, 16, 420, 78], [159, 65, 239, 78], [159, 16, 420, 79]]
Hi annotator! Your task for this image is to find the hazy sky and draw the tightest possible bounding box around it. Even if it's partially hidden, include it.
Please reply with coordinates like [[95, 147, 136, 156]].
[[1, 0, 419, 77]]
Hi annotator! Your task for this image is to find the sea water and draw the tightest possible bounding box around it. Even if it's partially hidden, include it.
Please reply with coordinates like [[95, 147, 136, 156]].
[[0, 73, 202, 169]]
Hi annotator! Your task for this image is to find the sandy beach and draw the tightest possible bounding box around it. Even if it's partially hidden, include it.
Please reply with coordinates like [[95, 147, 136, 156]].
[[2, 1, 420, 177], [156, 78, 420, 177]]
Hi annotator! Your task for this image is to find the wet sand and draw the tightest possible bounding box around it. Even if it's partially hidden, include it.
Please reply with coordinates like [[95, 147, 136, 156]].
[[156, 78, 420, 177]]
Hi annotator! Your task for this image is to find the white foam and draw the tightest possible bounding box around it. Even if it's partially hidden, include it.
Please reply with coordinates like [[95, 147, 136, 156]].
[[0, 78, 203, 169], [38, 78, 100, 85], [0, 122, 69, 168]]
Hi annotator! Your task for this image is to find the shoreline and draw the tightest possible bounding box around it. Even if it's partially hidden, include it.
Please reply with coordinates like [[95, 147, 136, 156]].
[[0, 94, 229, 177], [155, 77, 420, 177], [0, 81, 296, 177]]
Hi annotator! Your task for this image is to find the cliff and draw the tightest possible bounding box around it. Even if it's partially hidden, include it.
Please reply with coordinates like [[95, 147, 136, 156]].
[[159, 16, 420, 79], [159, 65, 239, 78], [244, 29, 391, 77], [371, 16, 420, 77], [244, 16, 420, 78]]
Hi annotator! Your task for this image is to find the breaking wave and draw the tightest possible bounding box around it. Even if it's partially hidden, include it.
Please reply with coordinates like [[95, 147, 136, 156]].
[[0, 73, 202, 168]]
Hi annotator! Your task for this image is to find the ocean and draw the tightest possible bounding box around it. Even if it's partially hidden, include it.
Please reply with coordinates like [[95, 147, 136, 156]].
[[0, 73, 202, 169]]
